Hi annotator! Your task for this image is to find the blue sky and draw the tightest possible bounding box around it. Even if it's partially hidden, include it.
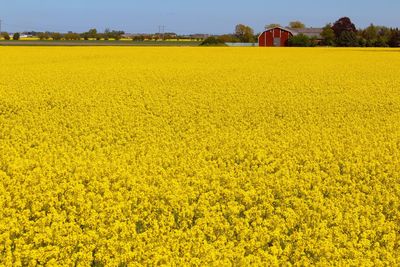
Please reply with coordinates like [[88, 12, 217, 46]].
[[2, 0, 399, 34]]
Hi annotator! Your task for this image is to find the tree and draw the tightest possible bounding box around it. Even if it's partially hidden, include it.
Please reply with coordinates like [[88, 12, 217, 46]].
[[288, 34, 311, 47], [361, 23, 378, 46], [37, 32, 51, 40], [332, 17, 356, 39], [357, 37, 367, 47], [88, 28, 97, 38], [51, 32, 62, 41], [331, 17, 358, 47], [104, 28, 111, 40], [374, 36, 388, 47], [265, 24, 281, 29], [289, 21, 305, 29], [13, 32, 20, 40], [132, 35, 145, 42], [235, 24, 255, 43], [358, 24, 391, 47], [81, 32, 89, 40], [64, 32, 80, 40], [388, 28, 400, 47], [110, 30, 125, 40], [321, 23, 336, 46], [95, 33, 103, 40], [37, 32, 46, 40], [376, 26, 391, 46], [2, 32, 10, 40], [142, 35, 152, 41], [80, 29, 96, 40], [337, 31, 358, 47]]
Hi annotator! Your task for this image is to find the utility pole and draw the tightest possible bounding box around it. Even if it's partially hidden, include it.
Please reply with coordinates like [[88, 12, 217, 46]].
[[158, 25, 165, 40], [0, 19, 2, 37]]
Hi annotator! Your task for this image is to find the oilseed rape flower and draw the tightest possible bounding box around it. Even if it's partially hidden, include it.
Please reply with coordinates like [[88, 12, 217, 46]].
[[0, 47, 400, 265]]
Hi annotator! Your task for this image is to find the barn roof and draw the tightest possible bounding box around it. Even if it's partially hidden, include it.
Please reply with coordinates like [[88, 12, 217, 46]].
[[260, 27, 323, 39], [289, 28, 323, 39], [259, 27, 295, 39], [264, 27, 295, 35]]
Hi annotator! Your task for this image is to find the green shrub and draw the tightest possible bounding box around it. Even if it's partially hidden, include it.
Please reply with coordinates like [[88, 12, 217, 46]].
[[288, 34, 311, 47], [2, 32, 10, 40], [200, 37, 226, 46], [13, 32, 20, 40]]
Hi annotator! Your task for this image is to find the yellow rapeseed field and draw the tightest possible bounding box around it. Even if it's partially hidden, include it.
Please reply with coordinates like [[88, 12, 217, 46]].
[[0, 47, 399, 266]]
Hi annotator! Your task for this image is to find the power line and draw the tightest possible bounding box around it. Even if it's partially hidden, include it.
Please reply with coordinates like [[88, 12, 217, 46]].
[[158, 25, 166, 40]]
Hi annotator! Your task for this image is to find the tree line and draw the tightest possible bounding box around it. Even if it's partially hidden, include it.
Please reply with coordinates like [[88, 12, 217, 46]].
[[0, 28, 205, 42], [2, 18, 400, 47], [0, 28, 126, 41], [35, 29, 126, 41], [299, 17, 400, 47], [202, 18, 400, 47]]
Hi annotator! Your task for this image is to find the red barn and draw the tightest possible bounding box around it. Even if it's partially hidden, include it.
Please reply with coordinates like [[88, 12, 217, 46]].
[[258, 27, 323, 47], [258, 27, 294, 47]]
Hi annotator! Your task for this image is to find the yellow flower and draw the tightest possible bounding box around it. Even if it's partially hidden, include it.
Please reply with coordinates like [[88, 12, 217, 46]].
[[0, 47, 399, 265]]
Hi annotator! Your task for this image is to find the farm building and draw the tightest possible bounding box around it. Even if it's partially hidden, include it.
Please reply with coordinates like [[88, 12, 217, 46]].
[[258, 27, 323, 47]]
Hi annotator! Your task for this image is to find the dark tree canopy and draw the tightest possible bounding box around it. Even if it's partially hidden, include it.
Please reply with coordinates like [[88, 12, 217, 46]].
[[332, 17, 357, 38], [13, 32, 20, 40], [337, 31, 358, 47], [388, 28, 400, 47]]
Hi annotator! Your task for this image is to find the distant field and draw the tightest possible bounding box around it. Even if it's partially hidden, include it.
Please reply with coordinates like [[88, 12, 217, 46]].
[[1, 47, 400, 266], [0, 40, 202, 46]]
